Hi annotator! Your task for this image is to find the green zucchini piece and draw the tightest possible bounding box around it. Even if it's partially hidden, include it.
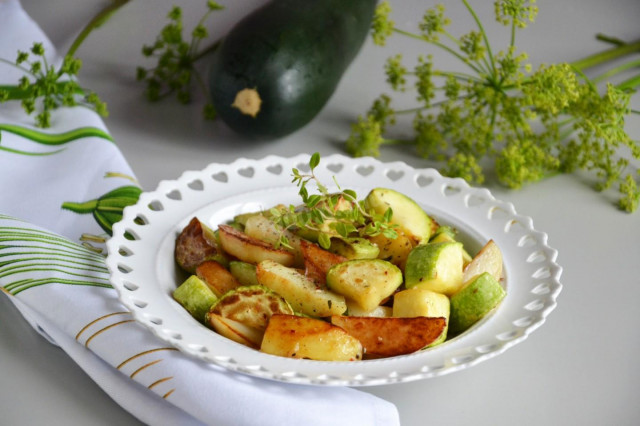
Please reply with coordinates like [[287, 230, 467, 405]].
[[449, 272, 506, 335], [364, 187, 435, 244], [329, 237, 380, 260], [208, 0, 378, 138], [228, 261, 259, 287], [429, 225, 473, 266], [404, 242, 465, 296], [173, 275, 218, 322]]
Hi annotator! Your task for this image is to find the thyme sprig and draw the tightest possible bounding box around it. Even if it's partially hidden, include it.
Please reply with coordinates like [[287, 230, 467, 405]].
[[270, 153, 398, 249]]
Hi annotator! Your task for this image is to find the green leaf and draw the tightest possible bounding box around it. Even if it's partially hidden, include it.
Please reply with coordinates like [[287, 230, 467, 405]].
[[318, 233, 332, 249], [309, 152, 321, 170]]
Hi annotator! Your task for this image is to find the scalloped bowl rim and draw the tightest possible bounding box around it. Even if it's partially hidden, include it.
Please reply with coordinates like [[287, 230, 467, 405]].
[[105, 154, 562, 386]]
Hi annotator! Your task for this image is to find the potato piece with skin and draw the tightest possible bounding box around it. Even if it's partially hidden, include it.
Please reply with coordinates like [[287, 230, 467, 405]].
[[330, 315, 447, 359], [393, 287, 450, 346], [463, 239, 503, 283], [326, 259, 403, 312], [256, 260, 347, 317], [243, 214, 305, 267], [218, 224, 295, 266], [175, 217, 225, 273], [300, 239, 347, 285], [196, 260, 241, 298], [261, 314, 363, 361], [208, 313, 263, 349]]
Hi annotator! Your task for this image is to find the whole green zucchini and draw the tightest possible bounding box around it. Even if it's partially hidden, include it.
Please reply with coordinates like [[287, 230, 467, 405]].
[[208, 0, 378, 139]]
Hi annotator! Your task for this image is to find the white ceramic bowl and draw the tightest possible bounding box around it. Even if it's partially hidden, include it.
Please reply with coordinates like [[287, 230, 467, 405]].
[[106, 154, 562, 386]]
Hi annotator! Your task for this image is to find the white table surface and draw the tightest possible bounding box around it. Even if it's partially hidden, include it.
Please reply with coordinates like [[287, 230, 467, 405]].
[[3, 0, 639, 424]]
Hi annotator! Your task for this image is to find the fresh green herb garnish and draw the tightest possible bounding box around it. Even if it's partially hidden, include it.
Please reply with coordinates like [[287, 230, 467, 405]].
[[270, 153, 397, 249], [346, 0, 640, 212], [136, 1, 224, 120], [0, 43, 108, 128]]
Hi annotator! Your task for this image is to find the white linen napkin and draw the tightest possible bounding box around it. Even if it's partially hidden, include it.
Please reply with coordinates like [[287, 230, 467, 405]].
[[0, 1, 400, 424]]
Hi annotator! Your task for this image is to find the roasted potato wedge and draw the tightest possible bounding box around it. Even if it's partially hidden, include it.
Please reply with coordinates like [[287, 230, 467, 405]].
[[346, 300, 393, 318], [300, 239, 347, 285], [326, 259, 402, 312], [196, 260, 241, 298], [208, 313, 263, 349], [261, 314, 363, 361], [175, 217, 226, 273], [330, 315, 447, 359], [463, 239, 503, 283], [218, 224, 295, 266], [256, 259, 347, 317], [367, 230, 416, 271], [243, 214, 305, 266]]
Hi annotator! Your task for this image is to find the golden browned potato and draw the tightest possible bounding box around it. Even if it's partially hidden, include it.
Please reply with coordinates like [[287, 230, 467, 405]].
[[330, 315, 447, 359], [367, 230, 416, 271], [196, 260, 241, 298], [261, 314, 363, 361], [218, 224, 295, 266], [243, 214, 305, 266], [300, 239, 347, 285], [326, 259, 402, 312], [208, 313, 263, 349], [255, 260, 347, 317]]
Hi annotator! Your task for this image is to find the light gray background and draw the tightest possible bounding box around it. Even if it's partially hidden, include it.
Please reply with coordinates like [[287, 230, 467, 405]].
[[3, 0, 639, 424]]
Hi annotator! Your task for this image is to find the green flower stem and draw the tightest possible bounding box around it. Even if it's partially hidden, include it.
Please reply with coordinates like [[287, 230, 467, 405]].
[[392, 28, 487, 76], [617, 73, 640, 91], [595, 33, 627, 47], [66, 0, 132, 57], [406, 69, 482, 83], [509, 13, 517, 49], [0, 58, 32, 75], [0, 82, 84, 100], [591, 59, 640, 84], [570, 39, 640, 71], [189, 7, 222, 60], [461, 0, 496, 76]]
